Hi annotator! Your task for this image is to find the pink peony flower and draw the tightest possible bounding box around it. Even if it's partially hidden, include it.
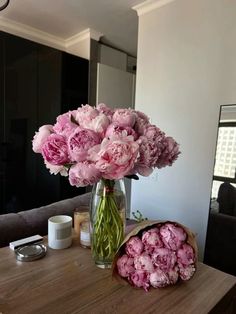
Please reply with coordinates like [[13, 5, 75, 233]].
[[88, 113, 110, 137], [115, 221, 196, 290], [149, 269, 170, 288], [96, 103, 114, 120], [152, 248, 177, 272], [125, 236, 144, 257], [177, 244, 195, 266], [135, 136, 163, 176], [157, 136, 180, 168], [168, 267, 179, 285], [32, 125, 54, 153], [142, 228, 163, 254], [33, 104, 181, 188], [133, 110, 149, 135], [160, 223, 187, 251], [130, 270, 150, 291], [75, 104, 99, 127], [105, 123, 137, 140], [143, 124, 165, 142], [134, 253, 155, 273], [41, 134, 70, 165], [44, 161, 68, 176], [69, 161, 101, 187], [116, 254, 135, 278], [94, 136, 139, 180], [53, 111, 78, 137], [68, 127, 101, 162], [112, 109, 136, 128], [179, 264, 196, 281]]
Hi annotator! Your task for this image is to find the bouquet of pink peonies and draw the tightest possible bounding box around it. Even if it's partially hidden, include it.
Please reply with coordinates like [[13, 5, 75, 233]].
[[32, 104, 180, 185], [112, 220, 197, 291]]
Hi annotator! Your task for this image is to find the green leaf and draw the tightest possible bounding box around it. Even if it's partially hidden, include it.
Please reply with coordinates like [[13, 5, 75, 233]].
[[132, 210, 148, 222], [64, 163, 75, 169]]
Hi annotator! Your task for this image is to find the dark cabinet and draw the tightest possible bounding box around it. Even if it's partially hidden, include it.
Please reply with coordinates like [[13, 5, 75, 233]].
[[0, 31, 88, 214]]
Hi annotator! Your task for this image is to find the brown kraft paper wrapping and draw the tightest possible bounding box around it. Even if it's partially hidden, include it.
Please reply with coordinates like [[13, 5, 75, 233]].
[[112, 220, 198, 286]]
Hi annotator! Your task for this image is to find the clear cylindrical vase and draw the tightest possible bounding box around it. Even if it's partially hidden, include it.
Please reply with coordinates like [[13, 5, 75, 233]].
[[90, 178, 126, 269]]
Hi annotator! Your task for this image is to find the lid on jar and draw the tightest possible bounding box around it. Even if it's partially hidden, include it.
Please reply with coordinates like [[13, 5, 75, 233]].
[[74, 205, 90, 213], [15, 244, 47, 262]]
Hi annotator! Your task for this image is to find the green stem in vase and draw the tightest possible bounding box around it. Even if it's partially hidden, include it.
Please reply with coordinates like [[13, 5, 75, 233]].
[[92, 179, 124, 261]]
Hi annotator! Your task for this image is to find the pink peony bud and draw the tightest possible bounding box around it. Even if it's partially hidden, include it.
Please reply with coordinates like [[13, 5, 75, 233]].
[[150, 269, 170, 288], [179, 264, 196, 281], [152, 248, 177, 272], [130, 270, 150, 291], [125, 236, 144, 257], [134, 253, 154, 273], [160, 223, 187, 251], [177, 244, 195, 266], [117, 254, 135, 278], [142, 228, 163, 254], [168, 267, 179, 285]]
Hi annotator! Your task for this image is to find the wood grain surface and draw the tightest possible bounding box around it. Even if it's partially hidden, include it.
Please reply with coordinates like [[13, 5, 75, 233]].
[[0, 235, 235, 314]]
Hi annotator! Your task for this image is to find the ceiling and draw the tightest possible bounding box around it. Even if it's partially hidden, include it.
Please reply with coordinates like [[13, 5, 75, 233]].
[[0, 0, 145, 56]]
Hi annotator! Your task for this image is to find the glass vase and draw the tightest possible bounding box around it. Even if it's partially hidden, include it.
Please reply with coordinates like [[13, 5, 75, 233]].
[[90, 178, 126, 268]]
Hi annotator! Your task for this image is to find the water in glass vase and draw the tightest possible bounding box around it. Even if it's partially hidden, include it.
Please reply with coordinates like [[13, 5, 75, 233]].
[[90, 179, 126, 268]]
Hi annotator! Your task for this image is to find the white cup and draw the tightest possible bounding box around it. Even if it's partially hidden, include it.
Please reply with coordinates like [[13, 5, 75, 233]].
[[48, 215, 72, 249]]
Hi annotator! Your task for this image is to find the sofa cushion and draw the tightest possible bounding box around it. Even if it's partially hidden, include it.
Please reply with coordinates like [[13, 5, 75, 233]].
[[0, 193, 91, 248]]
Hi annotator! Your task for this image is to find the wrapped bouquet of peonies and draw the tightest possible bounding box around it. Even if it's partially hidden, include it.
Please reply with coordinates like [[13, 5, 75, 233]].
[[112, 220, 197, 291]]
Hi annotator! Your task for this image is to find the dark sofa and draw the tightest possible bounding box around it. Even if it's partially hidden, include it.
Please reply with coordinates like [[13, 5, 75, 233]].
[[0, 193, 91, 248]]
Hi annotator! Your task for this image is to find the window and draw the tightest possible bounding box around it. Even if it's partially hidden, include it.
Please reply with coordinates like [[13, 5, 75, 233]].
[[211, 122, 236, 198]]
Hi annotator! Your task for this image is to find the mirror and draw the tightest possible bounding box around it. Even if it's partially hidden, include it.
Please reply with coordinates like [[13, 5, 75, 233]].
[[204, 104, 236, 276], [210, 104, 236, 216]]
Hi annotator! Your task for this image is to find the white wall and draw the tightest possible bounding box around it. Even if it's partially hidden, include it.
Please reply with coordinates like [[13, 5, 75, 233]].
[[131, 0, 236, 259]]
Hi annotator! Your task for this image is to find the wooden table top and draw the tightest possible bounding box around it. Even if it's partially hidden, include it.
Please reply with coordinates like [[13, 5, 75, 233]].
[[0, 235, 236, 314]]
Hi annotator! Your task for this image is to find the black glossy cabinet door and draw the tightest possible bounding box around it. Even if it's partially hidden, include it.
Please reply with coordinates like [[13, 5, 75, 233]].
[[3, 34, 38, 213], [0, 35, 5, 212], [0, 32, 88, 214]]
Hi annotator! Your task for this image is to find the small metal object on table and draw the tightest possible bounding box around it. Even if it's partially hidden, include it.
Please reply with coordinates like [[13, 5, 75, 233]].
[[15, 244, 47, 262]]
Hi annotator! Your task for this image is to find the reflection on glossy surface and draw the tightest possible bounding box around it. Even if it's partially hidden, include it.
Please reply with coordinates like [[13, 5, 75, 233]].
[[0, 31, 88, 214], [204, 104, 236, 276]]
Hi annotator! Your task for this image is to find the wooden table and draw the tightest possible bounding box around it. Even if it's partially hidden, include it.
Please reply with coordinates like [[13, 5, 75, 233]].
[[0, 236, 236, 314]]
